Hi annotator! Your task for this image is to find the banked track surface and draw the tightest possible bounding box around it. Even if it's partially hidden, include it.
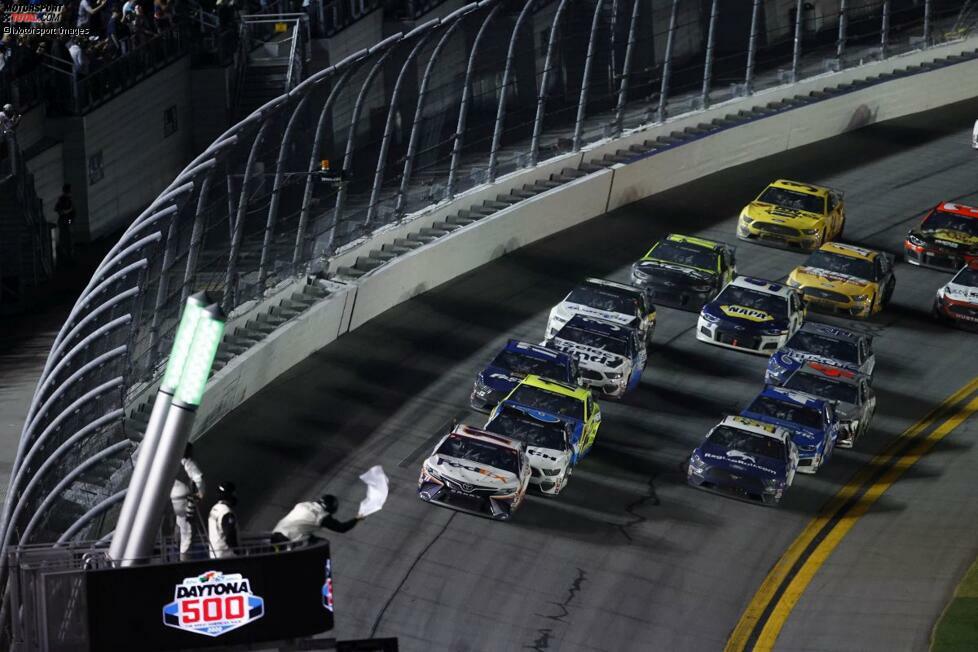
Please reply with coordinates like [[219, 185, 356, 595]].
[[196, 98, 978, 651]]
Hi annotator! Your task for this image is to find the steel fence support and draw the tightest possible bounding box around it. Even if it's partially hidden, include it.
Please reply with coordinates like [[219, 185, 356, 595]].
[[56, 490, 127, 545], [609, 0, 619, 92], [744, 0, 762, 94], [656, 0, 680, 122], [530, 0, 570, 165], [488, 0, 536, 183], [572, 0, 605, 152], [181, 174, 212, 304], [880, 0, 890, 58], [148, 210, 184, 367], [224, 121, 270, 311], [923, 0, 931, 45], [227, 175, 237, 242], [613, 0, 640, 137], [791, 0, 804, 82], [837, 0, 848, 59], [700, 0, 719, 109], [447, 3, 502, 198]]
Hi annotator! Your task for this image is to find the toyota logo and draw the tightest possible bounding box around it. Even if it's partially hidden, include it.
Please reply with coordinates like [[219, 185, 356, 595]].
[[461, 483, 473, 493]]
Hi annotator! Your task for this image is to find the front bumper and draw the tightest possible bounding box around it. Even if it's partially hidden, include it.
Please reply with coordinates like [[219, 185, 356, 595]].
[[631, 274, 715, 312], [579, 365, 630, 398], [738, 221, 820, 251], [904, 242, 974, 272], [418, 480, 520, 520], [529, 466, 566, 495], [469, 386, 504, 412], [795, 450, 823, 474], [934, 298, 978, 330], [687, 465, 783, 506], [796, 286, 874, 318], [696, 317, 786, 355]]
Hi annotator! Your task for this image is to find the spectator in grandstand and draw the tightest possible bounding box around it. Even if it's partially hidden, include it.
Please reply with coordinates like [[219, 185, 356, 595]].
[[153, 0, 172, 31], [122, 0, 137, 18], [208, 481, 239, 558], [77, 0, 108, 34], [54, 184, 76, 264], [107, 9, 131, 55], [67, 38, 87, 76], [129, 4, 151, 47], [0, 104, 19, 135]]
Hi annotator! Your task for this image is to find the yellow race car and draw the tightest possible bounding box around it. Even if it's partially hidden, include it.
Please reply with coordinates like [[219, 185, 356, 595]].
[[787, 242, 896, 318], [737, 179, 846, 251]]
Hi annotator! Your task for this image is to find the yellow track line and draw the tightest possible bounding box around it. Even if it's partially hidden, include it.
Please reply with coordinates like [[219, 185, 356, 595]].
[[725, 375, 978, 652]]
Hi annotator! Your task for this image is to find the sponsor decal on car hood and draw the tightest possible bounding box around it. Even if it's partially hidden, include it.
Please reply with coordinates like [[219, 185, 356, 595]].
[[700, 441, 785, 478], [635, 259, 714, 280], [703, 301, 789, 331], [549, 338, 627, 370], [719, 304, 774, 322], [430, 455, 518, 488], [782, 349, 861, 374], [480, 366, 524, 392], [526, 446, 567, 469], [944, 282, 978, 304], [793, 266, 872, 290], [747, 202, 822, 226], [924, 228, 978, 248], [557, 302, 638, 327]]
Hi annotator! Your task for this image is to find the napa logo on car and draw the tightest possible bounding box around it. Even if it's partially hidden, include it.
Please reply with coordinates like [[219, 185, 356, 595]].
[[162, 570, 265, 637], [719, 304, 773, 322]]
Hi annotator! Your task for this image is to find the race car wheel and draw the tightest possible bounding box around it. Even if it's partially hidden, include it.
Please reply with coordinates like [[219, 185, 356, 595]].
[[883, 278, 895, 306], [837, 215, 846, 240]]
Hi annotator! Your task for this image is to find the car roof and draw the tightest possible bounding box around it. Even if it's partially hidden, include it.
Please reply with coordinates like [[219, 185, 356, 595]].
[[561, 314, 634, 339], [758, 385, 828, 409], [934, 201, 978, 220], [502, 339, 570, 364], [449, 424, 522, 451], [729, 275, 793, 298], [718, 415, 790, 443], [793, 360, 863, 386], [769, 179, 831, 197], [663, 233, 727, 251], [581, 277, 645, 299], [797, 321, 867, 342], [520, 374, 589, 400], [817, 242, 879, 261]]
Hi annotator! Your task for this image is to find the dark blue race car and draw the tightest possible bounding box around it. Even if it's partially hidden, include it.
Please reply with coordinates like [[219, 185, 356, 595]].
[[765, 321, 875, 385], [470, 340, 579, 412]]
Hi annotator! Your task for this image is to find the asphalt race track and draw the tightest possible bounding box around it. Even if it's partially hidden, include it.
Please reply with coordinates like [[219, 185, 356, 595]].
[[196, 97, 978, 651]]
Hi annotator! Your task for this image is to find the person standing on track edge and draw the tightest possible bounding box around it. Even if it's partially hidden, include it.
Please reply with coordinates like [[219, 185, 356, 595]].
[[270, 494, 363, 548], [208, 481, 238, 558], [170, 443, 204, 561]]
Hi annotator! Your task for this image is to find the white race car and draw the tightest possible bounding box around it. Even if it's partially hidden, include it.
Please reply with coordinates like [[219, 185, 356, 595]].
[[934, 264, 978, 330], [546, 278, 656, 344], [485, 403, 574, 496], [545, 314, 647, 398]]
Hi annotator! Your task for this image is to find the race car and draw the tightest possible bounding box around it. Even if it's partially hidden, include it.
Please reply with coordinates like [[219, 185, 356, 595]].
[[544, 314, 647, 399], [470, 340, 580, 411], [630, 233, 737, 311], [764, 321, 875, 384], [546, 278, 656, 344], [485, 403, 574, 496], [933, 263, 978, 330], [687, 415, 798, 506], [778, 361, 875, 448], [904, 202, 978, 272], [787, 242, 896, 318], [696, 276, 805, 355], [496, 374, 601, 464], [741, 386, 841, 474], [418, 424, 531, 521], [737, 179, 845, 251]]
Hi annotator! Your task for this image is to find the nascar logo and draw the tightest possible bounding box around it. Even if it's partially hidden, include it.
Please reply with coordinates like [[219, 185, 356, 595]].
[[719, 304, 773, 322], [162, 571, 264, 637]]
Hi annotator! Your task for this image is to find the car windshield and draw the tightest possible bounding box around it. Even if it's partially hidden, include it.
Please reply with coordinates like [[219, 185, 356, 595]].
[[436, 435, 519, 474], [747, 396, 824, 429], [921, 209, 978, 236], [715, 285, 787, 317], [566, 285, 638, 316], [952, 267, 978, 286], [647, 241, 719, 271], [786, 331, 859, 363], [708, 425, 786, 459], [486, 407, 567, 451], [491, 349, 569, 382], [804, 250, 875, 280], [757, 186, 826, 215], [559, 325, 630, 357], [783, 374, 859, 404], [508, 385, 583, 420]]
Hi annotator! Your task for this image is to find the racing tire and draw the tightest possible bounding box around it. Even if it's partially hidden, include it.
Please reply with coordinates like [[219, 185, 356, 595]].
[[883, 278, 895, 307], [837, 215, 846, 240]]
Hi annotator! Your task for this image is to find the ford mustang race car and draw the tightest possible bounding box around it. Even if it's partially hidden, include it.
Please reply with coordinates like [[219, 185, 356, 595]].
[[741, 386, 840, 474], [470, 339, 579, 411], [787, 242, 896, 318], [933, 264, 978, 330], [687, 416, 798, 506], [547, 278, 656, 344], [779, 361, 875, 448], [697, 276, 805, 354], [904, 202, 978, 272], [485, 403, 574, 496], [737, 179, 845, 251], [765, 321, 875, 384], [630, 233, 737, 311], [545, 315, 646, 398], [418, 424, 531, 521], [496, 375, 601, 464]]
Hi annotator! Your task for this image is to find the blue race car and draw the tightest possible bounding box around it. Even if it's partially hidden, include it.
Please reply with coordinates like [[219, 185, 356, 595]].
[[740, 386, 841, 474], [764, 321, 875, 385], [687, 415, 798, 506], [696, 276, 805, 355], [470, 340, 579, 412]]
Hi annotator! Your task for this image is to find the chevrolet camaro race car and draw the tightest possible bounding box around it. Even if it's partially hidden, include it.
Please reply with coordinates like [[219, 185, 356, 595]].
[[787, 242, 896, 318], [697, 276, 805, 354], [778, 361, 875, 448], [737, 179, 845, 251], [545, 314, 647, 398], [485, 403, 574, 496], [418, 424, 531, 521], [470, 339, 579, 411], [547, 278, 656, 344], [687, 416, 798, 506], [765, 321, 875, 384], [934, 264, 978, 330], [904, 202, 978, 272], [741, 386, 841, 474], [629, 233, 737, 311], [497, 375, 601, 464]]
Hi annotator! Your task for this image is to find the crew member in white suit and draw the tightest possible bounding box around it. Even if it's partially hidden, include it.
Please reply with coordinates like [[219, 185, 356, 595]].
[[270, 495, 361, 547], [170, 442, 205, 560], [208, 481, 238, 558]]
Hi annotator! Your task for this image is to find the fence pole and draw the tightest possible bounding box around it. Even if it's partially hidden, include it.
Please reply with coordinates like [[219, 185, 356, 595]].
[[572, 0, 605, 152], [880, 0, 890, 58], [791, 0, 804, 82], [529, 0, 570, 165], [923, 0, 931, 46], [224, 121, 269, 311], [837, 0, 848, 59], [488, 0, 535, 183], [700, 0, 719, 109], [656, 0, 680, 123], [181, 174, 211, 305], [613, 0, 640, 136], [744, 0, 761, 94]]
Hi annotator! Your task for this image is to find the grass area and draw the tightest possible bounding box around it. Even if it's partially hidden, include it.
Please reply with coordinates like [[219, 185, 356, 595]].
[[932, 557, 978, 651]]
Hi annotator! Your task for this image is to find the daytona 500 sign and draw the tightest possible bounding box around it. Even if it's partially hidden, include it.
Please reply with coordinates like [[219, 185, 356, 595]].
[[163, 571, 265, 637]]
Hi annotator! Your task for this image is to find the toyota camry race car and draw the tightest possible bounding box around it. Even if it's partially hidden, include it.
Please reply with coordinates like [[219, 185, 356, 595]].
[[630, 233, 737, 311], [778, 361, 875, 448], [737, 179, 845, 251], [741, 386, 840, 474], [547, 278, 656, 344], [765, 322, 875, 385], [497, 375, 601, 464], [418, 424, 531, 521], [787, 242, 896, 318], [697, 276, 805, 354], [485, 403, 574, 496], [904, 202, 978, 272], [687, 416, 798, 506], [470, 340, 580, 411], [934, 264, 978, 330], [545, 315, 646, 398]]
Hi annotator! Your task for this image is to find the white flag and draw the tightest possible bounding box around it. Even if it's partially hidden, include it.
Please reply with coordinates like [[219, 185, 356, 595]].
[[357, 465, 389, 518]]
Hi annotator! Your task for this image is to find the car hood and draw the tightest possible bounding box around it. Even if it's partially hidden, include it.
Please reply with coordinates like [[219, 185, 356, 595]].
[[479, 365, 526, 393], [526, 446, 569, 470], [699, 441, 786, 478], [745, 202, 823, 228], [502, 403, 585, 441], [633, 259, 715, 282], [790, 266, 874, 293], [554, 302, 638, 328], [943, 281, 978, 305], [834, 401, 860, 421], [913, 228, 978, 250], [779, 348, 862, 374], [425, 454, 519, 489], [549, 337, 628, 371], [703, 301, 789, 331]]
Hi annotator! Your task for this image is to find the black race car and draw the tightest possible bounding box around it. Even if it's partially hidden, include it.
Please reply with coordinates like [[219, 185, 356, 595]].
[[630, 233, 736, 311]]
